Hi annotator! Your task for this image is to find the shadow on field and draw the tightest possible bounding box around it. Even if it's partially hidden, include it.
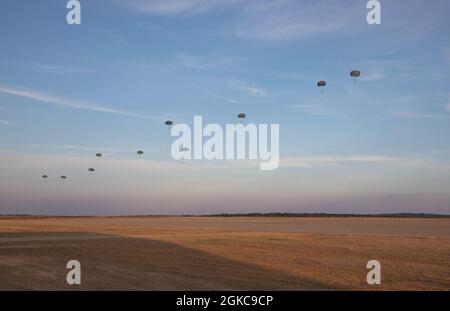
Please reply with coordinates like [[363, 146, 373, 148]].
[[0, 231, 335, 290]]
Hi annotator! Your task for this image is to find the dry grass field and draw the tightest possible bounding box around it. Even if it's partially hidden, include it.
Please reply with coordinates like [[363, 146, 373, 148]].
[[0, 216, 449, 290]]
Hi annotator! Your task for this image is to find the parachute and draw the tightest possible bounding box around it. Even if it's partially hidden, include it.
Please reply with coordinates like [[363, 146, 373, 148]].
[[137, 150, 144, 158], [60, 175, 67, 180], [237, 113, 246, 124], [96, 153, 102, 158], [350, 70, 361, 84], [42, 175, 48, 179], [317, 80, 326, 93], [88, 168, 95, 174], [165, 120, 174, 133], [350, 70, 361, 78]]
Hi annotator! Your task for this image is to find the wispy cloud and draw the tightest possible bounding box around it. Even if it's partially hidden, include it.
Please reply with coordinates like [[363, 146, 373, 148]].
[[16, 144, 40, 148], [175, 54, 244, 70], [31, 64, 98, 75], [123, 0, 241, 16], [0, 149, 258, 173], [281, 155, 404, 168], [62, 145, 121, 153], [0, 84, 165, 121], [270, 73, 309, 81], [175, 54, 212, 70], [228, 1, 361, 41], [116, 0, 449, 43], [228, 79, 267, 96], [281, 155, 450, 171], [389, 110, 450, 120], [0, 120, 13, 126], [119, 1, 359, 41], [291, 104, 347, 118], [1, 62, 98, 76], [206, 91, 242, 105]]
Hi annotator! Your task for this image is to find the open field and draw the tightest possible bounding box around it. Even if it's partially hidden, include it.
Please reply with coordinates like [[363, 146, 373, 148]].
[[0, 216, 449, 290]]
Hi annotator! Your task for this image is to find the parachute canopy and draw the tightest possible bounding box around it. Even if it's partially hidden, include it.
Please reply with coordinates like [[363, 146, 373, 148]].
[[350, 70, 361, 78], [96, 153, 102, 158], [317, 80, 327, 87], [237, 113, 246, 119], [165, 120, 173, 126], [42, 175, 48, 179], [60, 175, 67, 180], [137, 150, 144, 155], [88, 168, 95, 172]]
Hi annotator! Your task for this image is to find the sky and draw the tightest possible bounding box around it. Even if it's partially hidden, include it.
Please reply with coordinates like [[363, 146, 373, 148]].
[[0, 0, 450, 215]]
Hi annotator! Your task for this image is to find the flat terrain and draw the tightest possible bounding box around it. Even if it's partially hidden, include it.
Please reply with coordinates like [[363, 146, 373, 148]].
[[0, 216, 449, 290]]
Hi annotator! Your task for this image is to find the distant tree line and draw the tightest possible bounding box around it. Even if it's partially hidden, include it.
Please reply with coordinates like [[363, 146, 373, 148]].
[[201, 213, 450, 219]]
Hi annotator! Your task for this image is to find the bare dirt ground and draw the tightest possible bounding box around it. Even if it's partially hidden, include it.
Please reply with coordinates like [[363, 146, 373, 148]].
[[0, 216, 449, 290]]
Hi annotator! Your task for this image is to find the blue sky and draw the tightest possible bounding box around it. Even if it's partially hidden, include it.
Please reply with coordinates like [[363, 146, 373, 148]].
[[0, 0, 450, 215]]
